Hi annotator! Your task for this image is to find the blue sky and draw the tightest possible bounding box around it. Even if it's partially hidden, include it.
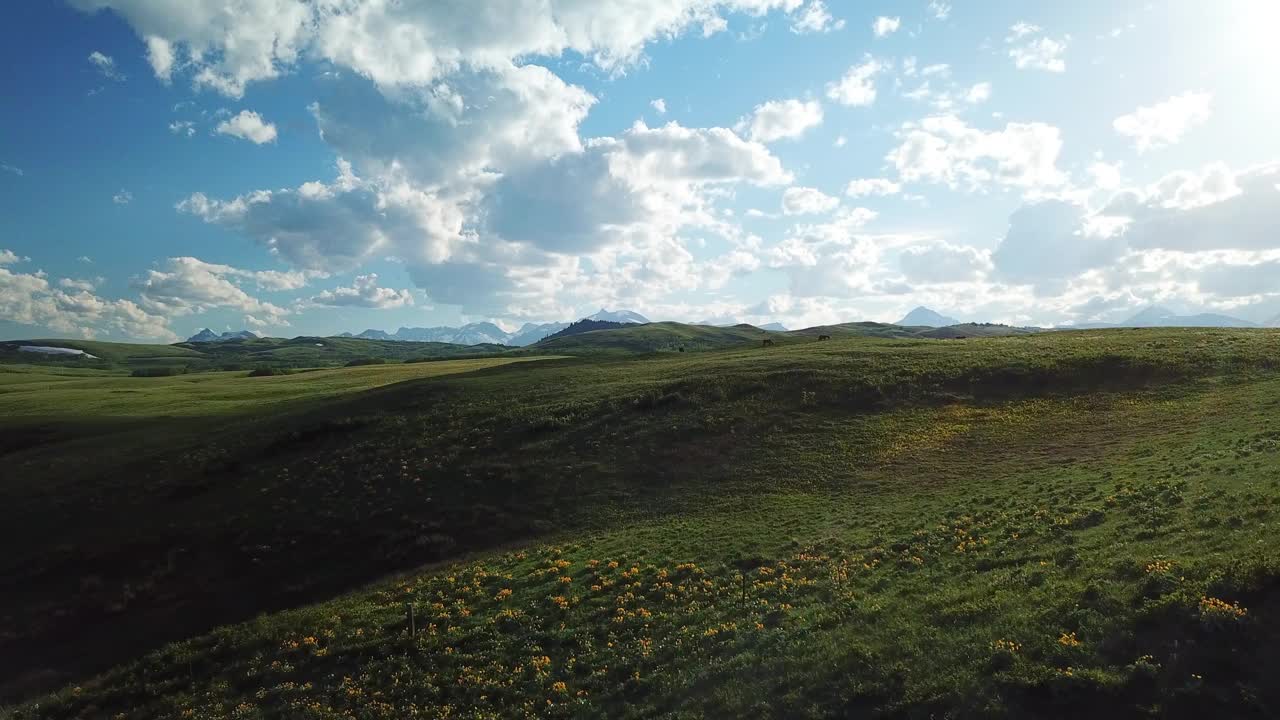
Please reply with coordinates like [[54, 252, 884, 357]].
[[2, 0, 1278, 341]]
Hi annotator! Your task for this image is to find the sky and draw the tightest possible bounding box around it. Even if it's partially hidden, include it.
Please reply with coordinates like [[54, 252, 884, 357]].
[[2, 0, 1279, 342]]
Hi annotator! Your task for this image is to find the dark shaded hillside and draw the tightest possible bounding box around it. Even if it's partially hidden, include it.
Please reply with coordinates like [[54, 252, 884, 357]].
[[2, 329, 1279, 704]]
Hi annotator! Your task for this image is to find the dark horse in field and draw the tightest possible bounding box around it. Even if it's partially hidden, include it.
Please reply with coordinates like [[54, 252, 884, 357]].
[[818, 334, 831, 341], [762, 339, 775, 347]]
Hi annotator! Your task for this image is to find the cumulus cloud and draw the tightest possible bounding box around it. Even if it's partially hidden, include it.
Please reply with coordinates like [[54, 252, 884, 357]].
[[898, 242, 992, 283], [0, 249, 28, 265], [308, 274, 414, 309], [1006, 22, 1068, 72], [1113, 91, 1212, 153], [215, 109, 278, 144], [650, 98, 667, 114], [133, 256, 306, 326], [113, 189, 133, 205], [826, 57, 883, 106], [0, 262, 173, 340], [180, 118, 790, 316], [929, 1, 951, 20], [886, 115, 1066, 191], [736, 98, 823, 142], [872, 16, 900, 37], [1, 163, 22, 176], [71, 0, 813, 97], [88, 50, 125, 80], [781, 186, 839, 215], [169, 120, 195, 137], [985, 162, 1280, 319], [791, 1, 844, 34]]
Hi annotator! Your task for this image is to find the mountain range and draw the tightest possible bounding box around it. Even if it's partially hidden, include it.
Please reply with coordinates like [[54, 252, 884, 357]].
[[185, 329, 262, 343], [335, 309, 651, 347], [1068, 306, 1257, 329]]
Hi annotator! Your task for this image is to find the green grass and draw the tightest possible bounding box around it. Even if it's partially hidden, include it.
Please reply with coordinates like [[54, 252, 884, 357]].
[[528, 321, 774, 355], [0, 336, 511, 374], [4, 328, 1280, 717], [0, 357, 552, 419]]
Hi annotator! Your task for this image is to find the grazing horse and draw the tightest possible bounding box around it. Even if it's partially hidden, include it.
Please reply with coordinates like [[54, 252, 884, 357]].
[[818, 334, 831, 341], [762, 339, 775, 347]]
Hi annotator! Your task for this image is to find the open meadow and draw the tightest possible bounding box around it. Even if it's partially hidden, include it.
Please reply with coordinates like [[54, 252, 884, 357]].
[[2, 327, 1280, 718]]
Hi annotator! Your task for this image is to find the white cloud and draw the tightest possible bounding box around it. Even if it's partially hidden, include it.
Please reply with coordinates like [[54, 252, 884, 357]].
[[872, 16, 901, 38], [0, 262, 174, 340], [650, 98, 667, 114], [736, 98, 823, 142], [1006, 23, 1068, 72], [899, 241, 992, 283], [791, 1, 844, 34], [834, 135, 847, 147], [1088, 161, 1124, 190], [88, 50, 125, 80], [965, 82, 992, 104], [133, 256, 296, 326], [781, 186, 839, 215], [308, 274, 414, 309], [180, 119, 790, 317], [886, 115, 1066, 191], [113, 189, 133, 205], [169, 120, 196, 137], [0, 249, 28, 265], [1, 163, 22, 176], [1113, 91, 1212, 153], [144, 35, 175, 83], [845, 178, 902, 197], [215, 109, 278, 144], [71, 0, 809, 97], [59, 277, 100, 292], [826, 57, 883, 106], [929, 1, 951, 20]]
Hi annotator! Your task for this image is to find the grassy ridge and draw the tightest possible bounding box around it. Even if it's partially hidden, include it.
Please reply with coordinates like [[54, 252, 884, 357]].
[[3, 329, 1280, 715], [0, 356, 555, 419], [528, 322, 772, 355], [0, 336, 509, 374]]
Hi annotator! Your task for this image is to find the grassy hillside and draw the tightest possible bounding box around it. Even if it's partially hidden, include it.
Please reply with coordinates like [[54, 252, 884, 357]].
[[0, 336, 508, 374], [0, 357, 554, 420], [0, 338, 204, 365], [530, 321, 772, 354], [5, 329, 1280, 717]]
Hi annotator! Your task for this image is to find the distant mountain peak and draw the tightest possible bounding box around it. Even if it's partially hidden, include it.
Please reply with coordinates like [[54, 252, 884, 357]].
[[187, 328, 259, 343], [897, 306, 960, 327], [586, 308, 650, 324], [1122, 306, 1254, 328]]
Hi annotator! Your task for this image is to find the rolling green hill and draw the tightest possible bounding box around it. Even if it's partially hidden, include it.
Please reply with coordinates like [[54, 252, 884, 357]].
[[5, 328, 1280, 717], [0, 336, 508, 374], [529, 321, 773, 354]]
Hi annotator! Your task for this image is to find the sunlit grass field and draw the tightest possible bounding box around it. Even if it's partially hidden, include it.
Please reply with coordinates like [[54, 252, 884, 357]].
[[0, 357, 557, 419], [4, 328, 1280, 717]]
